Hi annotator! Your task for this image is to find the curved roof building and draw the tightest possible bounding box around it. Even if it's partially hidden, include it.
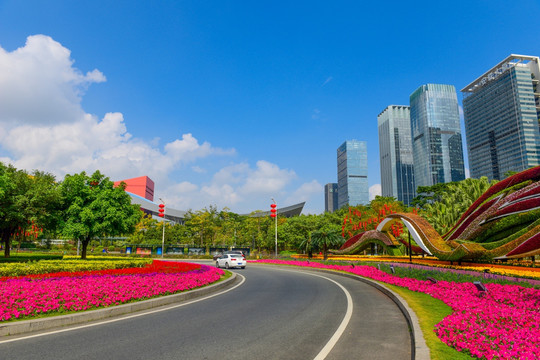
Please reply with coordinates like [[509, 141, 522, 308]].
[[115, 176, 305, 223]]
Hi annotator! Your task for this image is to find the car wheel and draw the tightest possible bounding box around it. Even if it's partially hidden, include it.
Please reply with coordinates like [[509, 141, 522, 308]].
[[225, 262, 230, 269], [241, 266, 245, 269], [215, 261, 220, 268]]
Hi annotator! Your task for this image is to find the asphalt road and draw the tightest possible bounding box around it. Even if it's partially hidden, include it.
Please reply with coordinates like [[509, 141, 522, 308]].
[[0, 262, 411, 360]]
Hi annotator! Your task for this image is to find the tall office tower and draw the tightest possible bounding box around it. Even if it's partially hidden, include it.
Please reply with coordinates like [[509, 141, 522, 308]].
[[324, 183, 338, 212], [461, 55, 540, 180], [410, 84, 466, 187], [377, 105, 415, 206], [337, 140, 369, 208]]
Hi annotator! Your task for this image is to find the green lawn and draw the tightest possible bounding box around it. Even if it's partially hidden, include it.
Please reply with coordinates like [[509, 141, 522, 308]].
[[385, 284, 475, 360]]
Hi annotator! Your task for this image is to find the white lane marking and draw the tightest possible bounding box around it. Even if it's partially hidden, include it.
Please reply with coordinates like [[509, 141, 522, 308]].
[[0, 274, 246, 344], [309, 273, 353, 360], [272, 268, 354, 360]]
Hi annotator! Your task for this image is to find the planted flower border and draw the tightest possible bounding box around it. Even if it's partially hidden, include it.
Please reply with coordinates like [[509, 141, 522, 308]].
[[0, 260, 224, 322], [0, 258, 152, 277], [254, 259, 540, 360]]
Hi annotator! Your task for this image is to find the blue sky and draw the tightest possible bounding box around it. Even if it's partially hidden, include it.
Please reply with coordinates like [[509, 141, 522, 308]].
[[1, 0, 539, 214]]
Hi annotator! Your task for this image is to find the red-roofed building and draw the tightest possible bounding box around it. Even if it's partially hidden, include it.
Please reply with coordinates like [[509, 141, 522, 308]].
[[114, 176, 155, 201]]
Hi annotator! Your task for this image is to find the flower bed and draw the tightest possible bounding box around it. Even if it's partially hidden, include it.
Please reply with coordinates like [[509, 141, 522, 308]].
[[254, 259, 540, 360], [15, 260, 201, 280], [0, 260, 223, 321], [0, 258, 152, 278], [291, 254, 540, 281]]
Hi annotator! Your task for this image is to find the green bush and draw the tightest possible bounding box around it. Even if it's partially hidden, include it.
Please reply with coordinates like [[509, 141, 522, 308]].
[[0, 253, 63, 262]]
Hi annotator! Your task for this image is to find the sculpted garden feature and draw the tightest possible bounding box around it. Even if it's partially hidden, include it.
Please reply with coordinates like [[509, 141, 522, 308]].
[[335, 166, 540, 262]]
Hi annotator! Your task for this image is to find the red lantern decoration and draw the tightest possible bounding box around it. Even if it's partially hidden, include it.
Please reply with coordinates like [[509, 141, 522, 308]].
[[158, 203, 165, 218], [270, 203, 277, 218]]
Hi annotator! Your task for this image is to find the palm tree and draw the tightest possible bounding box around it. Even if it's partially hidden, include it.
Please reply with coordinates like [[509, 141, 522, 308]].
[[311, 225, 344, 260], [298, 232, 313, 259]]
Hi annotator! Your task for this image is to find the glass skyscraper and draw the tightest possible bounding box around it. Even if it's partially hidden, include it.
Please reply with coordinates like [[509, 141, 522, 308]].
[[377, 105, 415, 206], [410, 84, 466, 187], [461, 55, 540, 180], [324, 183, 338, 212], [337, 140, 368, 208]]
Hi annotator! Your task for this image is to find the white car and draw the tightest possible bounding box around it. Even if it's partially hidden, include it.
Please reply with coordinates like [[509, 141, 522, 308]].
[[216, 254, 246, 269]]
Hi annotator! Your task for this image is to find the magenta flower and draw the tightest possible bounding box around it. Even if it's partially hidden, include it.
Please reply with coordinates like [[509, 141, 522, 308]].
[[0, 262, 224, 322]]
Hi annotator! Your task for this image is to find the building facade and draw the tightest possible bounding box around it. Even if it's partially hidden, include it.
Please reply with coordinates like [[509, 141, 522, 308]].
[[377, 105, 415, 206], [324, 183, 338, 212], [410, 84, 466, 187], [461, 54, 540, 180], [337, 140, 369, 208]]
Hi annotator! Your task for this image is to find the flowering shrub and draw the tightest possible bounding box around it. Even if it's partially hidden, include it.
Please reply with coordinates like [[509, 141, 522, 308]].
[[0, 259, 152, 278], [255, 260, 540, 360], [0, 261, 223, 321], [13, 260, 201, 280]]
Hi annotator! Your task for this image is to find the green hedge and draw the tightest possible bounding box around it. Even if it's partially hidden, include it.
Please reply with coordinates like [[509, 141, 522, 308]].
[[0, 254, 63, 263]]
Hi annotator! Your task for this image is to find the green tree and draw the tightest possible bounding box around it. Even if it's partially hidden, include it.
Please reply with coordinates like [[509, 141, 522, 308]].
[[278, 215, 321, 251], [311, 224, 344, 260], [411, 182, 454, 209], [420, 177, 497, 235], [60, 170, 142, 259], [0, 163, 62, 257]]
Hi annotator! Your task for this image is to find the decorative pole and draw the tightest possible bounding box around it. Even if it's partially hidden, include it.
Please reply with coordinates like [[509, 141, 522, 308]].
[[158, 199, 165, 258], [271, 199, 277, 258], [408, 231, 412, 263]]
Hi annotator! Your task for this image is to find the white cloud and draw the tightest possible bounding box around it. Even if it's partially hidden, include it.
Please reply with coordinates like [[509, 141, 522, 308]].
[[285, 180, 322, 204], [0, 35, 233, 183], [241, 160, 297, 194], [0, 35, 105, 126], [191, 166, 207, 174], [158, 160, 303, 213], [164, 133, 235, 164], [0, 35, 318, 214], [369, 184, 381, 200]]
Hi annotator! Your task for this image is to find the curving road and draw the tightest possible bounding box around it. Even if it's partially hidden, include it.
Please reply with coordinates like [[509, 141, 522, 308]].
[[0, 262, 411, 360]]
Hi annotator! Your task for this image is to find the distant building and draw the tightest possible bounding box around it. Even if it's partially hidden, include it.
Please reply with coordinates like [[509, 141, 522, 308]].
[[324, 183, 338, 212], [115, 176, 305, 223], [462, 54, 540, 180], [244, 202, 305, 218], [378, 105, 415, 206], [115, 176, 186, 224], [410, 84, 465, 187], [337, 140, 369, 208], [114, 176, 155, 201]]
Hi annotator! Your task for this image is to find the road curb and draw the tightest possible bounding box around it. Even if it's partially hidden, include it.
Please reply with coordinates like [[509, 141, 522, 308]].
[[0, 272, 238, 337], [253, 263, 430, 360], [331, 271, 430, 360]]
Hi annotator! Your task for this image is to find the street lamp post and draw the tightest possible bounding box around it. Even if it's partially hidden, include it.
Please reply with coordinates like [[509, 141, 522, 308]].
[[271, 198, 277, 258], [158, 199, 165, 259]]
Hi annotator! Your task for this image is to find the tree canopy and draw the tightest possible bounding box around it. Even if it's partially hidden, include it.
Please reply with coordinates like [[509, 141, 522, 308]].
[[419, 177, 497, 235], [60, 170, 142, 259], [0, 163, 62, 257]]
